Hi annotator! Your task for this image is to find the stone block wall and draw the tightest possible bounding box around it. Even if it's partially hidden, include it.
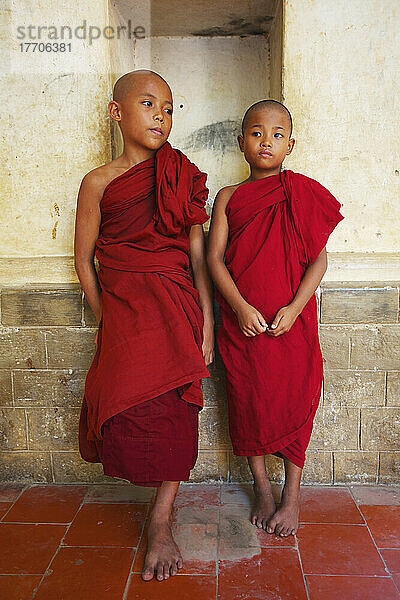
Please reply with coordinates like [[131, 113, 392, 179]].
[[0, 282, 399, 484]]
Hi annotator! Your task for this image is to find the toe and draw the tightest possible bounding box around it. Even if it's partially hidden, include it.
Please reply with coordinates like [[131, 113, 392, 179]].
[[141, 560, 155, 582], [163, 564, 170, 580], [156, 563, 164, 581], [266, 517, 276, 534], [177, 556, 184, 570]]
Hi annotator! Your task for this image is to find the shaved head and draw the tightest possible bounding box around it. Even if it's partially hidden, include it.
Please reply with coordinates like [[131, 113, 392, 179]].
[[113, 70, 171, 103], [242, 100, 292, 137]]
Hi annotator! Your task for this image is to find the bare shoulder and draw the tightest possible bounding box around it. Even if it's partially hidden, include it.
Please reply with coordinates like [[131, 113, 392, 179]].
[[213, 183, 242, 211], [80, 161, 121, 199]]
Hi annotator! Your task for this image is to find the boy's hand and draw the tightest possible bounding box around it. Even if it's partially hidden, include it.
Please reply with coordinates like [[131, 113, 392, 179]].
[[267, 304, 300, 337], [236, 302, 268, 337], [202, 321, 215, 365]]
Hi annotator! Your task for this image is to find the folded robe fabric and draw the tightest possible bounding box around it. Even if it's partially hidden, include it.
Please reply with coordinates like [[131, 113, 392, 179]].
[[79, 141, 210, 469], [215, 170, 344, 468], [82, 388, 200, 487]]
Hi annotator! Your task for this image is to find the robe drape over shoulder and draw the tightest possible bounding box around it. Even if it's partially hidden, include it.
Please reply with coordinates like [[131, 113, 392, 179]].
[[79, 141, 210, 457], [215, 170, 343, 468]]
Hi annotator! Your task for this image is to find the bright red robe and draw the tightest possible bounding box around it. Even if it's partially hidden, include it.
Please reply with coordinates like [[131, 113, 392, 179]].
[[215, 170, 343, 468], [79, 141, 210, 463]]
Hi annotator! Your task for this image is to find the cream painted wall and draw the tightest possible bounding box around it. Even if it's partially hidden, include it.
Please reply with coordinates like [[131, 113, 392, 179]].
[[1, 0, 112, 266], [269, 0, 283, 100], [282, 0, 400, 256]]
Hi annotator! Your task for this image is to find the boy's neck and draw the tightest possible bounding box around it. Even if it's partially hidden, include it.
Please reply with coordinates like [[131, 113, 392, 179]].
[[248, 164, 283, 182], [117, 141, 158, 169]]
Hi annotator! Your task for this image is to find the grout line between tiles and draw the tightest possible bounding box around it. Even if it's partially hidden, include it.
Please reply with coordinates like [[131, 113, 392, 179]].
[[31, 493, 88, 599], [353, 501, 398, 587], [303, 572, 395, 578], [377, 452, 381, 485], [43, 331, 49, 369], [60, 544, 138, 549], [0, 486, 29, 522], [296, 539, 311, 600], [216, 483, 221, 600], [122, 498, 153, 600], [10, 370, 15, 408]]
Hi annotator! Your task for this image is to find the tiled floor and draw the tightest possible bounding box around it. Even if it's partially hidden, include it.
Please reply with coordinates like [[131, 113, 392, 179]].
[[0, 482, 399, 599]]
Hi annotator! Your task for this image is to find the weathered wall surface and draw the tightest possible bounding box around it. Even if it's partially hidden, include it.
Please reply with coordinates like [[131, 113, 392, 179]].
[[1, 0, 112, 264], [282, 0, 400, 257], [0, 283, 398, 484]]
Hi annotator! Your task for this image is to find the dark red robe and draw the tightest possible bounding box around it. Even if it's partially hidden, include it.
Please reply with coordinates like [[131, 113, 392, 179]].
[[215, 170, 343, 468], [78, 141, 210, 484]]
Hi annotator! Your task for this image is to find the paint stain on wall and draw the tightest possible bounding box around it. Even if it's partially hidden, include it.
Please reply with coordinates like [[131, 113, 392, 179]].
[[181, 120, 241, 153], [52, 221, 59, 239], [192, 16, 272, 37], [50, 202, 60, 239]]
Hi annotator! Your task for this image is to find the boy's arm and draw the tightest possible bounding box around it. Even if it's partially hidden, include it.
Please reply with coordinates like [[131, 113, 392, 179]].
[[268, 248, 327, 337], [207, 188, 267, 337], [74, 171, 104, 325], [189, 224, 215, 365]]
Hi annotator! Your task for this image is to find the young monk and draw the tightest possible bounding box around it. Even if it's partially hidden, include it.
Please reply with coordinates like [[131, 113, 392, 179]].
[[74, 70, 214, 581], [207, 100, 343, 537]]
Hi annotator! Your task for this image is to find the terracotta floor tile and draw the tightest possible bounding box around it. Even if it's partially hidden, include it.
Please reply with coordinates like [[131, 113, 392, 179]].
[[4, 485, 87, 524], [220, 483, 282, 506], [63, 503, 147, 547], [218, 547, 308, 599], [0, 503, 12, 520], [133, 523, 217, 575], [84, 484, 155, 503], [255, 527, 296, 548], [0, 574, 42, 600], [34, 547, 134, 600], [0, 523, 66, 574], [172, 505, 219, 525], [175, 484, 220, 507], [0, 484, 26, 502], [126, 573, 217, 599], [306, 574, 400, 600], [218, 503, 260, 560], [351, 486, 400, 506], [382, 549, 400, 573], [393, 573, 400, 591], [300, 487, 363, 524], [359, 505, 400, 548], [220, 483, 253, 506], [297, 523, 387, 575]]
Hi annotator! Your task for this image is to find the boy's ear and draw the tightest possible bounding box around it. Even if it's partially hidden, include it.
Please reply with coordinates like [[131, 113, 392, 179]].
[[237, 134, 244, 153], [108, 100, 122, 122], [286, 138, 295, 156]]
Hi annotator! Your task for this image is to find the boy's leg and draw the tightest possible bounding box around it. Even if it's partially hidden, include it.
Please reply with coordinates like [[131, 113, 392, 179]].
[[142, 480, 183, 582], [247, 455, 276, 529], [266, 457, 301, 537]]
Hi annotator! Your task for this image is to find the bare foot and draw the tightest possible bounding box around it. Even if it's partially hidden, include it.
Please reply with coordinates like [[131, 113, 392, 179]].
[[142, 519, 183, 582], [266, 497, 299, 537], [251, 483, 277, 530]]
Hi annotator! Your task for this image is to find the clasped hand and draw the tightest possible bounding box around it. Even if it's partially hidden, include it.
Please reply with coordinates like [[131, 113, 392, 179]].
[[236, 302, 299, 338]]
